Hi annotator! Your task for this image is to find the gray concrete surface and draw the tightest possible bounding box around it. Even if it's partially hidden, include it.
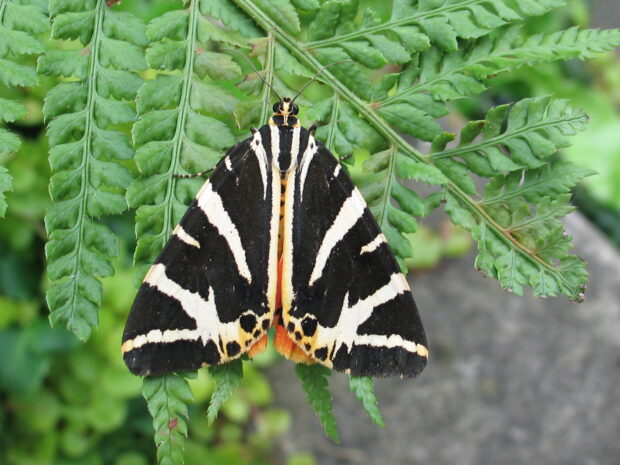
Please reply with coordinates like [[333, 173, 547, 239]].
[[270, 213, 620, 465], [592, 0, 620, 31]]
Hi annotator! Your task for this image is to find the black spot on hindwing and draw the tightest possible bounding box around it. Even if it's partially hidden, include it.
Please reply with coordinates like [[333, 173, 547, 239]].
[[240, 313, 258, 333]]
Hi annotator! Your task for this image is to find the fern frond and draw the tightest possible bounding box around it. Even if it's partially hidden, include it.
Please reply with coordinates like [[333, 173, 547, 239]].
[[430, 97, 589, 176], [295, 364, 340, 442], [206, 360, 243, 425], [473, 161, 595, 296], [381, 27, 620, 108], [348, 376, 384, 427], [128, 0, 239, 277], [0, 0, 48, 217], [307, 0, 564, 53], [41, 0, 146, 341], [143, 372, 195, 465], [307, 96, 384, 158], [362, 147, 448, 268], [441, 155, 594, 299], [0, 164, 12, 217]]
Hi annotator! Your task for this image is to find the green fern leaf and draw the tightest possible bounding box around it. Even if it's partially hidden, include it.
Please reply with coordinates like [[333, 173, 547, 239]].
[[0, 165, 12, 218], [207, 360, 243, 425], [51, 10, 96, 43], [143, 373, 195, 465], [0, 128, 20, 154], [38, 49, 89, 79], [291, 0, 319, 12], [254, 0, 300, 33], [0, 58, 38, 86], [3, 2, 48, 34], [348, 376, 385, 427], [49, 0, 97, 16], [201, 0, 262, 38], [0, 0, 48, 218], [362, 148, 447, 267], [0, 97, 27, 122], [482, 161, 595, 206], [381, 27, 620, 109], [445, 158, 594, 299], [307, 1, 341, 41], [430, 97, 589, 175], [43, 0, 146, 341], [0, 26, 45, 56], [378, 102, 444, 142], [306, 0, 564, 55], [295, 364, 340, 442]]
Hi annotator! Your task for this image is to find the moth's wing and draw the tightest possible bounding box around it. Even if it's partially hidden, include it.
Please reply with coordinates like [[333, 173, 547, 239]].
[[281, 142, 428, 377], [122, 136, 280, 376]]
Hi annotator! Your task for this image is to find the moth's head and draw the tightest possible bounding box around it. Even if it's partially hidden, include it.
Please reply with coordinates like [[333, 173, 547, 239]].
[[273, 97, 299, 116], [271, 98, 299, 127]]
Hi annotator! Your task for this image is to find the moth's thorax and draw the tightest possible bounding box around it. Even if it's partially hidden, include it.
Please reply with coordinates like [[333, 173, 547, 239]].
[[270, 114, 299, 127], [256, 123, 312, 173]]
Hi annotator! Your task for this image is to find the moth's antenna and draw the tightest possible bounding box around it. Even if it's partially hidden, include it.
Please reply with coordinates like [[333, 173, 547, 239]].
[[221, 47, 282, 101], [291, 60, 353, 103]]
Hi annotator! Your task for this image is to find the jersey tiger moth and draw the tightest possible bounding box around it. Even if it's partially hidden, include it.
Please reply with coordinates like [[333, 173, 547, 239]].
[[122, 96, 428, 378]]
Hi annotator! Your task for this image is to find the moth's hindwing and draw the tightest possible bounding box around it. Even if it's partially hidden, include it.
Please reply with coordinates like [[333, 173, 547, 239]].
[[122, 136, 280, 376], [281, 143, 428, 377]]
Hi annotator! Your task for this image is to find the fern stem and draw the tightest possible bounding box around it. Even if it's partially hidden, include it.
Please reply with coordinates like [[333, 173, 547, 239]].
[[70, 0, 105, 307], [259, 32, 276, 126], [160, 375, 175, 459], [375, 146, 397, 231], [324, 96, 340, 151], [481, 178, 555, 206], [162, 0, 200, 239], [234, 0, 580, 296]]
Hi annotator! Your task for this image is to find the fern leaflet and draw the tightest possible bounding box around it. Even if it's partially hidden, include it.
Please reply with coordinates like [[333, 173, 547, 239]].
[[206, 360, 243, 425], [41, 0, 146, 340], [143, 372, 195, 465], [0, 0, 48, 217], [295, 364, 340, 442], [349, 376, 385, 427]]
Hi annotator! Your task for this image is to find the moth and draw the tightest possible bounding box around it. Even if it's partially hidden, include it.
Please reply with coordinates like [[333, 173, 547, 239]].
[[122, 94, 428, 378]]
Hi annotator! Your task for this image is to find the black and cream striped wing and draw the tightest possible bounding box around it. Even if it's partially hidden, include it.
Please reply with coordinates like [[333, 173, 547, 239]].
[[281, 142, 428, 377], [122, 135, 280, 376]]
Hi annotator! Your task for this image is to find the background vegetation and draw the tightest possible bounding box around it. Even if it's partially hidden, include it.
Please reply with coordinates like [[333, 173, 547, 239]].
[[1, 0, 619, 464]]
